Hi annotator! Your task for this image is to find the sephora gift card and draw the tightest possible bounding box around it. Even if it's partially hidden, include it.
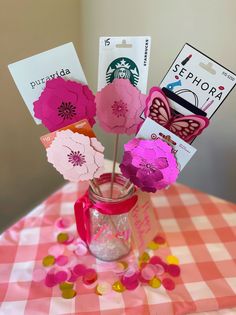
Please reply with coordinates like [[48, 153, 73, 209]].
[[160, 43, 236, 118]]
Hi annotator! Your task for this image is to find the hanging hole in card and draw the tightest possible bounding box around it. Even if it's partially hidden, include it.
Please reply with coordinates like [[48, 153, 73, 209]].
[[199, 62, 216, 75], [116, 39, 133, 49]]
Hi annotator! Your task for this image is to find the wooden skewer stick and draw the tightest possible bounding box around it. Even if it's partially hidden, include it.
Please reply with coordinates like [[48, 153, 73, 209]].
[[90, 180, 100, 195], [93, 178, 103, 196], [110, 134, 119, 198], [119, 178, 131, 196], [121, 181, 134, 198]]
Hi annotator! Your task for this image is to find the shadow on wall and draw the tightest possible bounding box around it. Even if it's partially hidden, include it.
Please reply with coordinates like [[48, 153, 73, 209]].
[[0, 1, 79, 232]]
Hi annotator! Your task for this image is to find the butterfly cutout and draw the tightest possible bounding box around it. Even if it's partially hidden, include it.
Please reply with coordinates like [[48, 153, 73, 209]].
[[144, 87, 209, 143]]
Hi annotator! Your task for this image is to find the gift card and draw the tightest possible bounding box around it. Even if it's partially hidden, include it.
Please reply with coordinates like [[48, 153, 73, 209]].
[[98, 36, 151, 93], [8, 42, 87, 124], [40, 119, 95, 149], [143, 87, 209, 144], [128, 190, 158, 255], [160, 43, 236, 118], [136, 118, 197, 171]]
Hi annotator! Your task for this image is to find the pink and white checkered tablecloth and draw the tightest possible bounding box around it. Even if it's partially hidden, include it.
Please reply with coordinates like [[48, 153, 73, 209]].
[[1, 179, 236, 315]]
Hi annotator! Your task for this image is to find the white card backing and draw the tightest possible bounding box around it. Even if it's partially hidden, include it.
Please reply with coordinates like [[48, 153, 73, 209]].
[[136, 118, 197, 171], [8, 42, 87, 124]]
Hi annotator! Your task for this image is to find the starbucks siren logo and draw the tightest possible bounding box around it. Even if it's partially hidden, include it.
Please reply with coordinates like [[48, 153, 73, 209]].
[[106, 57, 139, 87]]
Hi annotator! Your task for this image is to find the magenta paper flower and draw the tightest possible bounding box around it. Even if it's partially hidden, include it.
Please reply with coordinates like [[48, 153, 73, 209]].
[[46, 130, 104, 182], [95, 79, 146, 135], [34, 78, 96, 131], [120, 138, 179, 192]]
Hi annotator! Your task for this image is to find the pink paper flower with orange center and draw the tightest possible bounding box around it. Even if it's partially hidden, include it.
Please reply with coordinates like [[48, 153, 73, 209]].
[[120, 138, 179, 192], [46, 130, 104, 182], [34, 78, 96, 131], [95, 79, 146, 135]]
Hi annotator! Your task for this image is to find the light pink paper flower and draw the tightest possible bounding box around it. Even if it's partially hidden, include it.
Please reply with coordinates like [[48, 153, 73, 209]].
[[95, 79, 146, 135], [46, 130, 104, 182], [34, 78, 96, 132], [120, 138, 179, 192]]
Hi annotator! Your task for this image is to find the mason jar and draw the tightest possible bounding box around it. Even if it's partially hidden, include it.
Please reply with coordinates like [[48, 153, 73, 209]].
[[87, 173, 136, 261]]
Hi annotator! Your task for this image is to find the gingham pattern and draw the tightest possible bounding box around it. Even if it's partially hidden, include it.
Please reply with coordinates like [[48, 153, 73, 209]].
[[0, 179, 236, 315]]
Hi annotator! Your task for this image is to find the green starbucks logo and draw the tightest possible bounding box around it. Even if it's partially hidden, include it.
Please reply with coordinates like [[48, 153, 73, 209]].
[[106, 57, 139, 86]]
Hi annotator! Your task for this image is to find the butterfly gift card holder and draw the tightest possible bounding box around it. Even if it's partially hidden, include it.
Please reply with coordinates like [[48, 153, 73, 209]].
[[137, 87, 205, 172], [144, 87, 209, 144]]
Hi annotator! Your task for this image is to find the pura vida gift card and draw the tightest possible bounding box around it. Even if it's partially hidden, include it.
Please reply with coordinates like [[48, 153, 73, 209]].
[[98, 36, 151, 93], [8, 42, 87, 124], [160, 43, 236, 118]]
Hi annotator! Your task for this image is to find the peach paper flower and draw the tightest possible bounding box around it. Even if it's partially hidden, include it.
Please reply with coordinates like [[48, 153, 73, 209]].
[[46, 130, 104, 182]]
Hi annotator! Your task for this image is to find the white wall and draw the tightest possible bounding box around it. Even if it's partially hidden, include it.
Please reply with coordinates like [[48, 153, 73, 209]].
[[77, 0, 236, 202]]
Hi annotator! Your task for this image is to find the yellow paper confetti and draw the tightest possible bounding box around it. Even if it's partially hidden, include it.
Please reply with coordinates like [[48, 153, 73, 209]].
[[117, 261, 128, 271], [149, 277, 161, 288], [139, 252, 150, 263], [166, 255, 179, 265], [147, 241, 159, 250], [59, 282, 74, 291], [57, 232, 69, 243], [61, 289, 77, 299], [42, 255, 55, 267], [95, 282, 111, 295], [112, 280, 125, 293]]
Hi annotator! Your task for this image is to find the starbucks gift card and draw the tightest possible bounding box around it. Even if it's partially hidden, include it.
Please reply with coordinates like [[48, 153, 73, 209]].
[[98, 36, 151, 93], [8, 42, 87, 124], [160, 43, 236, 118]]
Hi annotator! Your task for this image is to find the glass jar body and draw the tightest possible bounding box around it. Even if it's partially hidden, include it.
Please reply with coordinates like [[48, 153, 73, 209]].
[[88, 173, 135, 261]]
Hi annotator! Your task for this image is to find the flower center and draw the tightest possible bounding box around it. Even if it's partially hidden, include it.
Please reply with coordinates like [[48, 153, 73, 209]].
[[139, 160, 156, 174], [112, 100, 128, 118], [68, 151, 86, 167], [58, 102, 76, 120]]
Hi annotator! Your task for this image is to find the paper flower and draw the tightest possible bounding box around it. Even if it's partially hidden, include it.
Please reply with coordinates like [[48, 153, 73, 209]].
[[46, 130, 104, 181], [120, 138, 179, 192], [95, 79, 146, 135], [34, 78, 96, 132]]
